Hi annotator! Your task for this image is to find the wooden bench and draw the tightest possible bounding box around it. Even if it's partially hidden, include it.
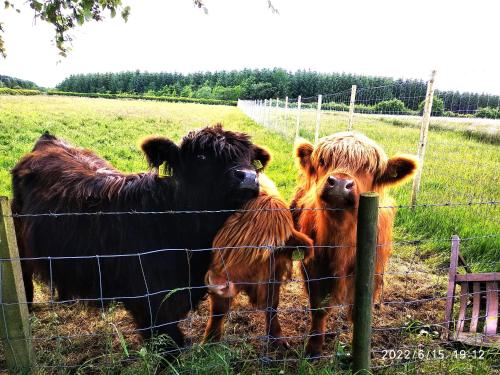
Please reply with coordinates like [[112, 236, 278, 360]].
[[443, 235, 499, 347]]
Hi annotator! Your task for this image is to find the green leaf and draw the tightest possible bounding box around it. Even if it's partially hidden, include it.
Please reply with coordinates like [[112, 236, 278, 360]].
[[121, 6, 130, 22], [110, 323, 129, 357], [292, 247, 304, 261], [138, 347, 147, 358], [252, 159, 263, 171]]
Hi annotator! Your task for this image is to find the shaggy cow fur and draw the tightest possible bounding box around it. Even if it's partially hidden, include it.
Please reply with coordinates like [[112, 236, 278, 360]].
[[204, 174, 313, 347], [291, 132, 418, 356], [11, 124, 271, 353]]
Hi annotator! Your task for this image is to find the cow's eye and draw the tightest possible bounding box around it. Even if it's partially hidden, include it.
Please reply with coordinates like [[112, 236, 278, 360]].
[[197, 154, 206, 161], [318, 158, 325, 167]]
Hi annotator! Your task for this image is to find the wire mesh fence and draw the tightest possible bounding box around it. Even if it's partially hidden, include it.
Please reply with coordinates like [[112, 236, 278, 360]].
[[238, 74, 500, 208], [0, 201, 499, 373], [0, 80, 499, 373], [236, 77, 498, 372]]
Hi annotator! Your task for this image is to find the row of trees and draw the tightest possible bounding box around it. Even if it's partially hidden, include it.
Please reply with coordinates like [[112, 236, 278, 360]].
[[55, 69, 500, 115], [56, 69, 419, 100], [0, 75, 39, 89]]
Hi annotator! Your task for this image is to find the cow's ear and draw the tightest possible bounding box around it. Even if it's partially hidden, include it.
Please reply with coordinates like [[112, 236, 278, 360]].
[[253, 145, 271, 169], [294, 138, 314, 173], [376, 154, 418, 187], [140, 136, 180, 170]]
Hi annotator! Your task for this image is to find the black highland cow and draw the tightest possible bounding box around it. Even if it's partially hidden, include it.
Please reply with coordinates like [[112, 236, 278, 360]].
[[11, 124, 270, 352]]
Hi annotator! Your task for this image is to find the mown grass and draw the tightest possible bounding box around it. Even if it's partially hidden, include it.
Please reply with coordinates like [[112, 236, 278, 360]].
[[0, 95, 499, 374]]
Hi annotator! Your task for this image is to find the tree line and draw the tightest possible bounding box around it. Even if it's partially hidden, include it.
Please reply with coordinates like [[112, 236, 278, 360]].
[[56, 69, 500, 115], [0, 75, 39, 89]]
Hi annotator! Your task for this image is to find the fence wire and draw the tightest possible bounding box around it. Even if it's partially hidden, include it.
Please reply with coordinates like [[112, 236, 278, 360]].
[[0, 201, 499, 373], [0, 83, 499, 372]]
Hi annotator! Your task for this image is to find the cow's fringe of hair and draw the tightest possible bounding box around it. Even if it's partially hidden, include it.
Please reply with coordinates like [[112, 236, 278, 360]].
[[313, 132, 388, 178]]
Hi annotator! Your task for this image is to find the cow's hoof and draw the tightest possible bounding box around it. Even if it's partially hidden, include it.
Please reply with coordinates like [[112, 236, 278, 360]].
[[269, 336, 291, 349], [305, 343, 323, 360]]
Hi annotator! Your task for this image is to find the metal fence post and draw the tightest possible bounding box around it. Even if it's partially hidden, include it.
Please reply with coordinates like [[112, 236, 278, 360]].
[[295, 95, 302, 139], [411, 70, 436, 207], [352, 192, 379, 374], [314, 94, 323, 145], [348, 85, 357, 131], [0, 197, 33, 373]]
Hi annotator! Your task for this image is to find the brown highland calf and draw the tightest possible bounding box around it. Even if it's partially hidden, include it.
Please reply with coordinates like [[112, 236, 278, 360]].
[[204, 174, 313, 348], [291, 132, 418, 356]]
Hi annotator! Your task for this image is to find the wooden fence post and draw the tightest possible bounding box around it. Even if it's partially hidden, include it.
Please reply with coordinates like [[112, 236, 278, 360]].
[[259, 100, 264, 123], [0, 197, 33, 373], [348, 85, 357, 131], [314, 94, 323, 145], [263, 99, 268, 126], [267, 99, 273, 129], [274, 97, 280, 131], [442, 235, 460, 340], [352, 192, 379, 374], [411, 70, 436, 207], [295, 95, 302, 139], [284, 96, 289, 137]]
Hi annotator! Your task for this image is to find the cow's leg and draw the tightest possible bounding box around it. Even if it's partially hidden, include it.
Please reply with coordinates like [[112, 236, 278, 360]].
[[21, 262, 34, 309], [264, 278, 290, 348], [373, 273, 385, 312], [17, 238, 34, 309], [302, 263, 334, 358], [204, 294, 232, 343], [125, 297, 186, 358], [262, 260, 290, 348]]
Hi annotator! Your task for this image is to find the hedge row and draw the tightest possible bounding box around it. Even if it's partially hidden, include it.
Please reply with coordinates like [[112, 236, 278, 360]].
[[47, 91, 237, 106], [475, 107, 500, 119], [0, 87, 42, 96]]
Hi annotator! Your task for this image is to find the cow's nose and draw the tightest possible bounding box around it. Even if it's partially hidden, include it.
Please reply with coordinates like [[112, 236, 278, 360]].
[[327, 175, 337, 186], [235, 169, 258, 190], [234, 169, 247, 181], [327, 176, 355, 193]]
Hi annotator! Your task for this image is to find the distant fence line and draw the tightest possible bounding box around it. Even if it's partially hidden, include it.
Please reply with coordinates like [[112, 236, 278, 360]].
[[237, 71, 500, 206]]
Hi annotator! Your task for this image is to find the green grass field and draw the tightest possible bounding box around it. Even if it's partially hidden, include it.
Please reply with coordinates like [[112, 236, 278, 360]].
[[0, 95, 499, 373], [2, 95, 497, 268], [264, 107, 500, 270]]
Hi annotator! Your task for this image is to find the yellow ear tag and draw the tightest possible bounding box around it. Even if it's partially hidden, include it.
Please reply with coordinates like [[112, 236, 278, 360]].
[[252, 159, 263, 172], [158, 162, 168, 178], [292, 247, 305, 261]]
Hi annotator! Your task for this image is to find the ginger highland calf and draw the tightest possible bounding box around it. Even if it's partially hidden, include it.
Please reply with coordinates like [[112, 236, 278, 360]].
[[291, 132, 418, 356]]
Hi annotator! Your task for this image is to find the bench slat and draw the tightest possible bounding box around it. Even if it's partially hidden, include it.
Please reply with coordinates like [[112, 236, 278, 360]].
[[485, 282, 498, 336], [456, 282, 469, 337], [469, 282, 481, 333], [456, 273, 500, 283]]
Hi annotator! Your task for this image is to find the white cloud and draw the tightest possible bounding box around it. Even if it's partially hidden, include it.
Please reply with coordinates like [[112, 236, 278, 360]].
[[1, 0, 499, 94]]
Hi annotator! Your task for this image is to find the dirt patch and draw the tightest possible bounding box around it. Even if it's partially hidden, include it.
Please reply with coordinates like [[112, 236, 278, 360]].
[[0, 257, 449, 372]]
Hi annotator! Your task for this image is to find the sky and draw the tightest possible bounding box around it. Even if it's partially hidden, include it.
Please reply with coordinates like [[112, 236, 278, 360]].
[[1, 0, 500, 94]]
